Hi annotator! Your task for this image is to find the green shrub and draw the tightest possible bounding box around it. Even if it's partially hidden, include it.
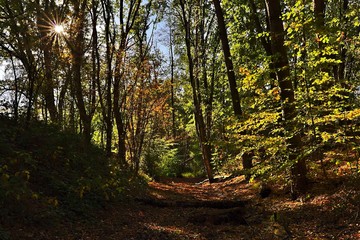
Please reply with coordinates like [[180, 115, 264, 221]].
[[0, 117, 133, 221], [142, 138, 183, 178]]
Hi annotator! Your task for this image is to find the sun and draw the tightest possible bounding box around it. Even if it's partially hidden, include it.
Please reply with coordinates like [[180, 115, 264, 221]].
[[54, 24, 64, 34], [36, 11, 69, 47]]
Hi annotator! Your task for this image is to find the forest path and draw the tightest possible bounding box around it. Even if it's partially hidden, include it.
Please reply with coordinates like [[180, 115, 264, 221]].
[[9, 176, 360, 239], [147, 176, 255, 202], [91, 176, 268, 240]]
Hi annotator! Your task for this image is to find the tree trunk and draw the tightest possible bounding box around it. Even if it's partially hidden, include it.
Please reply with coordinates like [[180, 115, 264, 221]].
[[99, 0, 115, 156], [90, 0, 100, 119], [10, 57, 19, 121], [169, 22, 176, 139], [313, 0, 326, 68], [212, 0, 242, 118], [313, 0, 339, 80], [248, 0, 277, 87], [265, 0, 307, 196], [58, 69, 70, 128], [314, 0, 326, 29], [43, 46, 58, 122], [114, 60, 127, 166], [35, 0, 58, 123], [25, 63, 36, 127], [71, 0, 92, 145], [338, 0, 349, 82], [180, 0, 213, 182], [112, 0, 142, 167]]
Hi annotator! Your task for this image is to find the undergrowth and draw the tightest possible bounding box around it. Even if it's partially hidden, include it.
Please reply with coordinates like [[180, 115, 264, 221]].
[[0, 116, 143, 226]]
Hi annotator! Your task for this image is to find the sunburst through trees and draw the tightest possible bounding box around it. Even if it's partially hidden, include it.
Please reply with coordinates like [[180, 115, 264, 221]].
[[37, 11, 67, 45], [54, 24, 64, 34]]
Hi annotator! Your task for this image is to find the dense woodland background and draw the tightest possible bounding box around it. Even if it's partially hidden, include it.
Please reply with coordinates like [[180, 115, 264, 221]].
[[0, 0, 360, 236]]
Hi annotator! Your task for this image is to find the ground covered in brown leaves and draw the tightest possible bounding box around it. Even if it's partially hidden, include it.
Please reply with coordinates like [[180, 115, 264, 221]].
[[4, 175, 360, 239]]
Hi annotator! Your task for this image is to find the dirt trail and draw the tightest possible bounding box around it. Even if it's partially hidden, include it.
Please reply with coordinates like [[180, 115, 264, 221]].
[[147, 177, 255, 202], [8, 176, 360, 239]]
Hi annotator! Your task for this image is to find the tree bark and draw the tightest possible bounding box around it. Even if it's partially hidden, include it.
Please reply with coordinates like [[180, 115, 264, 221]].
[[10, 57, 19, 121], [179, 0, 214, 182], [314, 0, 326, 29], [169, 21, 176, 139], [113, 41, 127, 166], [71, 0, 92, 145], [35, 0, 59, 123], [313, 0, 338, 80], [113, 0, 141, 167], [265, 0, 307, 196], [58, 68, 71, 128], [43, 46, 58, 122], [90, 0, 100, 119], [248, 0, 277, 87], [100, 0, 115, 156], [338, 0, 349, 82], [212, 0, 242, 118]]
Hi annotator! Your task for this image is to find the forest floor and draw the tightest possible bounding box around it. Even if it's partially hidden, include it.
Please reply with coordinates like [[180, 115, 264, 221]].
[[5, 175, 360, 239]]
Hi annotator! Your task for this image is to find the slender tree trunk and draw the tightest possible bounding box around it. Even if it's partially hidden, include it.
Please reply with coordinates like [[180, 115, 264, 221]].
[[114, 52, 127, 166], [266, 0, 307, 196], [113, 0, 141, 167], [169, 22, 176, 139], [212, 0, 242, 118], [313, 0, 326, 66], [10, 57, 19, 121], [338, 0, 349, 82], [180, 0, 213, 182], [100, 0, 114, 156], [36, 0, 58, 123], [90, 0, 99, 118], [71, 0, 92, 145], [207, 37, 218, 141], [58, 68, 71, 128], [248, 0, 277, 87], [25, 65, 36, 126]]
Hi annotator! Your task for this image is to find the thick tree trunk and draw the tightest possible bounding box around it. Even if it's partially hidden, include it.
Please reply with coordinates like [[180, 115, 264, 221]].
[[314, 0, 326, 29], [265, 0, 307, 196], [212, 0, 242, 118]]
